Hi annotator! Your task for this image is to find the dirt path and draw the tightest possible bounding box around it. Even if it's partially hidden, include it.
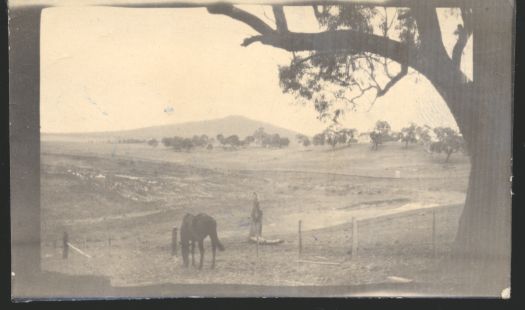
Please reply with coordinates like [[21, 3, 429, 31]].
[[235, 168, 467, 180]]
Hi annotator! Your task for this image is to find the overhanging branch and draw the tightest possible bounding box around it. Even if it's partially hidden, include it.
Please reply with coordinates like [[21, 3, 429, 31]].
[[96, 0, 486, 10], [204, 2, 471, 137], [246, 31, 407, 63], [272, 5, 289, 32], [208, 5, 411, 69], [207, 3, 274, 35], [209, 4, 412, 104]]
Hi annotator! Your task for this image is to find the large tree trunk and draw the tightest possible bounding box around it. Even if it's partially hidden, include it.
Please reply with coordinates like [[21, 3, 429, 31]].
[[448, 0, 513, 295], [205, 0, 513, 295]]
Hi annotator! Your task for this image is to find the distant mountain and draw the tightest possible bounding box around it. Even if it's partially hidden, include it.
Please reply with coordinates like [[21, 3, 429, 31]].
[[42, 115, 303, 142]]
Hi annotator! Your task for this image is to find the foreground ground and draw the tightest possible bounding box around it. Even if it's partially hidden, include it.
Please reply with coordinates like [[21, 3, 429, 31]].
[[40, 141, 470, 289]]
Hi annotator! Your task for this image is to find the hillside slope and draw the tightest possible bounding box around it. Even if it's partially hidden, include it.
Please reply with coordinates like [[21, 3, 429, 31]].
[[41, 115, 302, 142]]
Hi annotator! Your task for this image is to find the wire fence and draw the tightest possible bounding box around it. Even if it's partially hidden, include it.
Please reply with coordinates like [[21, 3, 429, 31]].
[[41, 205, 461, 271], [294, 205, 460, 264]]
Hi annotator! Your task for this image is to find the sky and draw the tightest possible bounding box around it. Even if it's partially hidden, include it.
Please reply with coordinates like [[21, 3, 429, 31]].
[[40, 5, 471, 135]]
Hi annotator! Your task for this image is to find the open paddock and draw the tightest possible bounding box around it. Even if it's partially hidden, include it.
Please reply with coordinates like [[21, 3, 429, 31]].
[[40, 140, 470, 288]]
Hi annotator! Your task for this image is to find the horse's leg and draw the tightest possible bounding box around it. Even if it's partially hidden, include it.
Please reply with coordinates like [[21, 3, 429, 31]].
[[198, 240, 204, 270], [191, 241, 195, 267], [181, 242, 189, 268], [211, 240, 216, 269]]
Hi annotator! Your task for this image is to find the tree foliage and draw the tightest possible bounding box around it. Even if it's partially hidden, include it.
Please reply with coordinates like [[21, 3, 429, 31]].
[[161, 136, 194, 152], [243, 135, 256, 146], [147, 138, 159, 147], [192, 135, 209, 148], [216, 134, 225, 145], [118, 138, 146, 144], [400, 123, 418, 148], [296, 134, 311, 147], [429, 127, 465, 162], [277, 5, 418, 124], [253, 127, 267, 145], [261, 133, 289, 148], [415, 125, 432, 145], [370, 120, 391, 150], [161, 134, 209, 151], [224, 135, 241, 148], [250, 127, 291, 148], [204, 1, 512, 291], [311, 126, 357, 148], [312, 132, 325, 146]]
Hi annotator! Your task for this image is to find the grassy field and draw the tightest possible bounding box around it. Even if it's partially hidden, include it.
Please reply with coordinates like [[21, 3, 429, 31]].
[[40, 141, 470, 289]]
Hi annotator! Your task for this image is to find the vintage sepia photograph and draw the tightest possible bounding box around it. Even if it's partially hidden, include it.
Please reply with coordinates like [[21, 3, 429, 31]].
[[9, 0, 513, 299]]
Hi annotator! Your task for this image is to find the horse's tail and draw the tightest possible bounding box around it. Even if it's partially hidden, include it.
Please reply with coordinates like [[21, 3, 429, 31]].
[[210, 225, 225, 251]]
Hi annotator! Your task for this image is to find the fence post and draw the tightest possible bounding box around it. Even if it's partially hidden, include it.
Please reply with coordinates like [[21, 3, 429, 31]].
[[62, 231, 69, 259], [256, 236, 259, 258], [352, 217, 358, 259], [432, 210, 436, 258], [171, 226, 178, 256], [108, 237, 112, 247], [298, 220, 302, 257]]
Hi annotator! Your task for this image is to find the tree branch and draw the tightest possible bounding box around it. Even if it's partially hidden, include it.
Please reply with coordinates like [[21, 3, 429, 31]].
[[377, 62, 408, 96], [204, 2, 473, 138], [312, 5, 324, 20], [451, 7, 473, 70], [207, 3, 274, 35], [451, 24, 469, 69], [272, 5, 288, 32], [410, 5, 448, 57], [210, 4, 409, 101], [243, 31, 409, 66], [336, 85, 376, 109], [208, 4, 411, 71], [241, 35, 264, 47], [101, 0, 487, 10], [460, 6, 474, 36], [379, 7, 397, 37], [362, 52, 408, 98], [408, 4, 470, 90]]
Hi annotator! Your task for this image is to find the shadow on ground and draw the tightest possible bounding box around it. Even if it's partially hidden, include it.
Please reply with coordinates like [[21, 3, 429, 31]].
[[11, 270, 494, 300]]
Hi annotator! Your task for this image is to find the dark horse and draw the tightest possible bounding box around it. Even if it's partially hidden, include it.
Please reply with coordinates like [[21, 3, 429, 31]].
[[180, 213, 224, 269]]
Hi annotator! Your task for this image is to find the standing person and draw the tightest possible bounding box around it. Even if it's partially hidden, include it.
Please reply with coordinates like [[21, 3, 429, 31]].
[[249, 192, 263, 239]]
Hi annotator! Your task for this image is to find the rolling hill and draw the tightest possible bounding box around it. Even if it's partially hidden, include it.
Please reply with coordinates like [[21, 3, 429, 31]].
[[41, 115, 303, 142]]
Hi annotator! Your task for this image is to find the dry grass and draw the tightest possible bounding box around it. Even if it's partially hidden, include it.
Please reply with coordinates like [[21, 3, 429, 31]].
[[40, 141, 470, 288]]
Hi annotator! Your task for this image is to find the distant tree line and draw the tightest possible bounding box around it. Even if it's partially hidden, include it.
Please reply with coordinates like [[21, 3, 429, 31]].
[[371, 120, 465, 162], [215, 128, 290, 149], [120, 121, 463, 162], [216, 134, 246, 148], [427, 127, 465, 162], [161, 135, 212, 152], [158, 127, 291, 152], [117, 138, 160, 147], [251, 127, 290, 148], [369, 120, 397, 150], [293, 120, 465, 162], [117, 138, 148, 144], [297, 126, 358, 149]]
